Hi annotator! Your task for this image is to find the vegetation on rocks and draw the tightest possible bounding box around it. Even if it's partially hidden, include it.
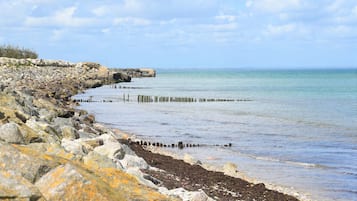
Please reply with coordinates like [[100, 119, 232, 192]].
[[0, 45, 38, 59]]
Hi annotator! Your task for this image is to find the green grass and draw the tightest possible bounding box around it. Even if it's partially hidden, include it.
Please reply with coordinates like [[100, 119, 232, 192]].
[[0, 45, 38, 59]]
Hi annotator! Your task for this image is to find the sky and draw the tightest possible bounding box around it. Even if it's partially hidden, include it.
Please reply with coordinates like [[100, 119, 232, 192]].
[[0, 0, 356, 68]]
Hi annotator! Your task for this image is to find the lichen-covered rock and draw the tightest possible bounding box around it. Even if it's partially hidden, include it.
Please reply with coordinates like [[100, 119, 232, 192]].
[[94, 141, 125, 161], [61, 138, 88, 156], [120, 154, 148, 170], [0, 122, 25, 144], [0, 170, 45, 201], [61, 126, 79, 140], [26, 119, 59, 143], [83, 151, 117, 169], [0, 143, 58, 183], [36, 163, 171, 201]]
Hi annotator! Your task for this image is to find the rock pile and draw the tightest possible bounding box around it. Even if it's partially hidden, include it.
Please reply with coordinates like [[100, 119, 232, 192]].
[[0, 58, 207, 201]]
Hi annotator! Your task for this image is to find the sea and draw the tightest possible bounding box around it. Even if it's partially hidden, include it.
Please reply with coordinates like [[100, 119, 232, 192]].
[[74, 68, 357, 201]]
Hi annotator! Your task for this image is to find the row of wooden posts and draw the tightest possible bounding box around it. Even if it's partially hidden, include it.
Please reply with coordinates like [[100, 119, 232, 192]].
[[137, 95, 251, 103], [75, 94, 251, 103], [134, 140, 232, 149]]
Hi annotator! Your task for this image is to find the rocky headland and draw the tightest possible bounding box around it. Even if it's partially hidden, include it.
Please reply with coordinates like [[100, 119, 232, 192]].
[[0, 57, 300, 201], [0, 57, 208, 201]]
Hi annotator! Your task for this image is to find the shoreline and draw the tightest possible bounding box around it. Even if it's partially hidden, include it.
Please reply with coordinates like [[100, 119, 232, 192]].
[[102, 122, 312, 201], [0, 58, 300, 200]]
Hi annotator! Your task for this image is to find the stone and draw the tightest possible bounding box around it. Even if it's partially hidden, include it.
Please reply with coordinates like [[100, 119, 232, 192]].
[[94, 141, 125, 160], [83, 151, 116, 169], [183, 154, 202, 165], [223, 162, 238, 176], [0, 143, 57, 183], [112, 72, 131, 82], [84, 79, 103, 88], [120, 154, 148, 170], [61, 139, 88, 156], [61, 126, 79, 140], [0, 111, 5, 119], [0, 170, 45, 201], [26, 119, 59, 143], [0, 122, 25, 144], [159, 188, 214, 201], [34, 163, 170, 201], [35, 163, 122, 201]]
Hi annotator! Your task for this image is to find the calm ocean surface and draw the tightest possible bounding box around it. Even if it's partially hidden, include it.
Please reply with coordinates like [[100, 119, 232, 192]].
[[75, 69, 357, 201]]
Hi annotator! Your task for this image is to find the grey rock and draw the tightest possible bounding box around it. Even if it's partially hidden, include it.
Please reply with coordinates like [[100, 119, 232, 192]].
[[94, 141, 125, 160], [120, 154, 148, 170], [61, 139, 88, 156], [0, 122, 25, 144], [0, 170, 44, 201], [83, 151, 117, 169], [61, 126, 79, 140], [0, 143, 56, 183]]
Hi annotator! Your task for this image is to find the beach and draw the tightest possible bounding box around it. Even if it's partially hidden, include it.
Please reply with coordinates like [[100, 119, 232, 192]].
[[0, 58, 300, 201], [75, 69, 357, 201]]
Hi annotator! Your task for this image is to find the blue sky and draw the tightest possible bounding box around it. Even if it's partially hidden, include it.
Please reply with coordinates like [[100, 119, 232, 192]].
[[0, 0, 356, 68]]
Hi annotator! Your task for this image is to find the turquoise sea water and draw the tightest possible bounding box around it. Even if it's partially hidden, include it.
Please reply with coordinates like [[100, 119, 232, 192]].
[[75, 69, 357, 201]]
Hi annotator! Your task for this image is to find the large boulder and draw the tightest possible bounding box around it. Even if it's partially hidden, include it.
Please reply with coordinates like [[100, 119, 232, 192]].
[[61, 139, 88, 156], [0, 122, 25, 144], [120, 154, 148, 170], [0, 143, 57, 183], [94, 141, 125, 161], [113, 72, 131, 82], [0, 170, 45, 201], [60, 126, 79, 140], [83, 151, 116, 169], [35, 163, 125, 201]]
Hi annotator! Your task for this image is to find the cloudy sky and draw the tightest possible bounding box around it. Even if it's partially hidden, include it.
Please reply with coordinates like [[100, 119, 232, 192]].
[[0, 0, 356, 68]]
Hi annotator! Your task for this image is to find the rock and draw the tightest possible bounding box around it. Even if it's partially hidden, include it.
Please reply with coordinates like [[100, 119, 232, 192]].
[[126, 167, 158, 188], [82, 114, 95, 124], [15, 110, 30, 123], [35, 163, 124, 201], [61, 139, 88, 156], [0, 170, 45, 201], [112, 72, 131, 82], [0, 111, 5, 120], [0, 143, 57, 183], [120, 154, 148, 170], [93, 141, 125, 160], [83, 151, 116, 169], [223, 162, 238, 176], [35, 163, 169, 201], [82, 139, 103, 149], [61, 126, 79, 140], [159, 188, 214, 201], [82, 62, 101, 70], [84, 79, 103, 88], [0, 122, 25, 144], [183, 154, 202, 165], [26, 119, 59, 143]]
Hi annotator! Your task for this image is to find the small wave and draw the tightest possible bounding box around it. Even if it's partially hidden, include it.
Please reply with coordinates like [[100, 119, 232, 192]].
[[251, 155, 329, 169]]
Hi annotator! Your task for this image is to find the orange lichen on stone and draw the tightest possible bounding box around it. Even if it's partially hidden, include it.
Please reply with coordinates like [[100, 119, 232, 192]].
[[96, 168, 171, 201]]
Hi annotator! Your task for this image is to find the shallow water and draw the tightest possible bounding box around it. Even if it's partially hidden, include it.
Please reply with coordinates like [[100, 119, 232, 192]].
[[75, 69, 357, 201]]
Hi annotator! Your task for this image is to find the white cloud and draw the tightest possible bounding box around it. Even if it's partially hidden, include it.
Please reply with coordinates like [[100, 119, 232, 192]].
[[247, 0, 302, 13], [215, 15, 237, 22], [50, 29, 67, 41], [92, 6, 109, 17], [159, 18, 177, 25], [202, 23, 238, 32], [113, 17, 152, 26], [25, 6, 97, 27], [326, 0, 345, 13], [264, 23, 296, 35]]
